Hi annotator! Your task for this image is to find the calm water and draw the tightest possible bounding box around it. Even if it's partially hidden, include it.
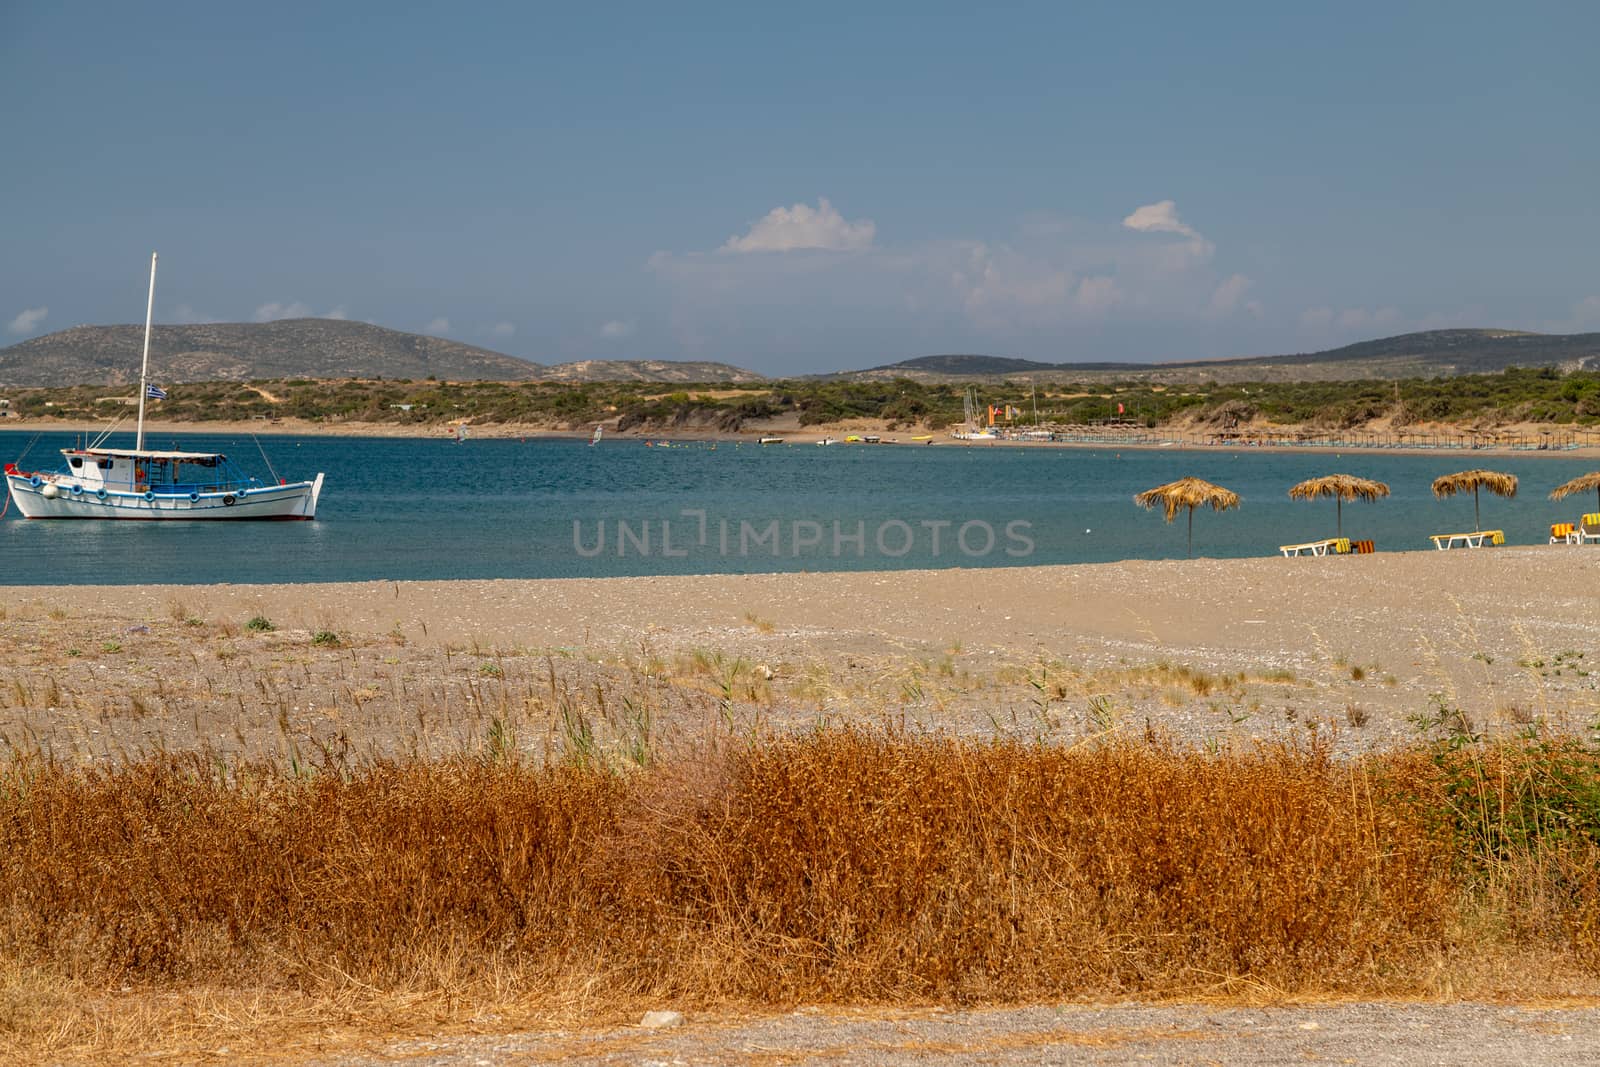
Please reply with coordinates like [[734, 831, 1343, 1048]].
[[2, 429, 1592, 585]]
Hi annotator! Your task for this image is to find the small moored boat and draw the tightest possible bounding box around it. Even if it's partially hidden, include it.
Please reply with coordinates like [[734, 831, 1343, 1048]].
[[5, 449, 323, 520], [3, 252, 325, 521]]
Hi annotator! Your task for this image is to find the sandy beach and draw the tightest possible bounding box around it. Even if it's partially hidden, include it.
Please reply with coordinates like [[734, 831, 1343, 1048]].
[[6, 547, 1597, 763], [8, 414, 1600, 457]]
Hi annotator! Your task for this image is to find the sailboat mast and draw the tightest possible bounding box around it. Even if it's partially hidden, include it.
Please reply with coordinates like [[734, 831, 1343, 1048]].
[[134, 251, 158, 452]]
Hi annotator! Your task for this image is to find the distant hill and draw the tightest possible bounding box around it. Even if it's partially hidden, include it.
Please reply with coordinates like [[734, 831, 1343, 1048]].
[[0, 319, 543, 387], [541, 359, 764, 383], [881, 355, 1064, 376], [856, 329, 1600, 383], [12, 321, 1600, 390], [1227, 329, 1600, 375], [0, 320, 764, 387]]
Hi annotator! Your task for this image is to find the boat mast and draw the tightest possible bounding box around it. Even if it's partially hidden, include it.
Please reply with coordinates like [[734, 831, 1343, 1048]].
[[135, 251, 157, 451]]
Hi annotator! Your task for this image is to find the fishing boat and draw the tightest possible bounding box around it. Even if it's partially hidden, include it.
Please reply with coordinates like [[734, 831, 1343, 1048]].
[[2, 253, 325, 521]]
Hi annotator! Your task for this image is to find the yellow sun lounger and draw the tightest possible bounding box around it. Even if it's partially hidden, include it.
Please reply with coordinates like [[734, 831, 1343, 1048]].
[[1551, 522, 1579, 544], [1430, 530, 1505, 550], [1579, 513, 1600, 544]]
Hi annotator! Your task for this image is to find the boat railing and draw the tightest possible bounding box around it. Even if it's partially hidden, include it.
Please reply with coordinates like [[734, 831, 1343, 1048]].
[[147, 480, 253, 495]]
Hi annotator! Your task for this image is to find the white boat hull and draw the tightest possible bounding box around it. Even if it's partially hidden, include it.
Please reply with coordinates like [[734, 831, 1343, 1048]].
[[6, 473, 323, 520]]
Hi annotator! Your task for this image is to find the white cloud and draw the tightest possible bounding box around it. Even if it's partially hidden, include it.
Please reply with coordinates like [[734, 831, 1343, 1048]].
[[1075, 276, 1122, 313], [1122, 200, 1200, 241], [721, 197, 876, 253], [1121, 199, 1214, 267], [957, 242, 1074, 315], [652, 198, 1251, 350], [1207, 274, 1262, 318], [1567, 295, 1600, 330], [173, 304, 218, 325], [8, 306, 47, 334], [423, 317, 451, 335], [1537, 295, 1600, 334], [253, 301, 349, 322], [1300, 306, 1334, 330], [600, 320, 632, 339], [488, 321, 516, 340], [253, 301, 312, 322]]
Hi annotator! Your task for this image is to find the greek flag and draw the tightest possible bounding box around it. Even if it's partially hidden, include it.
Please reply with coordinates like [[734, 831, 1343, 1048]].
[[145, 384, 168, 400]]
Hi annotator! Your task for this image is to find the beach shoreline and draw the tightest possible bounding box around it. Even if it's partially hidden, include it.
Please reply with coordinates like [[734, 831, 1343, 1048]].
[[6, 415, 1600, 458]]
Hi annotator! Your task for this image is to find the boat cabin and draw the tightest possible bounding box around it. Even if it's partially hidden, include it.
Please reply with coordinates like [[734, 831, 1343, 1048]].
[[60, 448, 251, 494]]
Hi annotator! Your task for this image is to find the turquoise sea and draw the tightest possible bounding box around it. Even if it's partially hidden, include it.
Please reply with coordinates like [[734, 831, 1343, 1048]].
[[3, 429, 1593, 585]]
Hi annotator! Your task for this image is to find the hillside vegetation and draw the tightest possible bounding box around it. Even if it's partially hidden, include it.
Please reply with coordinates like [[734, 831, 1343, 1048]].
[[7, 365, 1600, 434], [0, 320, 762, 388]]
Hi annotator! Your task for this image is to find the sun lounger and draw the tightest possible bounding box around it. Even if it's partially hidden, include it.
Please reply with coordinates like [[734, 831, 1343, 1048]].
[[1579, 513, 1600, 544], [1279, 539, 1338, 557], [1353, 539, 1375, 554], [1551, 522, 1579, 544], [1278, 537, 1355, 557], [1430, 530, 1505, 550]]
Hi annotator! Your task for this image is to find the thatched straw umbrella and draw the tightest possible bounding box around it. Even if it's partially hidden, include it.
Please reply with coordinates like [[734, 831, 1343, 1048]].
[[1287, 474, 1391, 538], [1134, 477, 1240, 558], [1431, 469, 1517, 532], [1549, 471, 1600, 514]]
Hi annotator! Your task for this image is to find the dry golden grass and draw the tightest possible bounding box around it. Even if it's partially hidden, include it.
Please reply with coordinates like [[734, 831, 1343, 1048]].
[[0, 729, 1597, 1061]]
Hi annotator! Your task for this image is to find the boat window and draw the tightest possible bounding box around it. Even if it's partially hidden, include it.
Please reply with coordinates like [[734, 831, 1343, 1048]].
[[69, 457, 83, 469], [97, 459, 114, 470]]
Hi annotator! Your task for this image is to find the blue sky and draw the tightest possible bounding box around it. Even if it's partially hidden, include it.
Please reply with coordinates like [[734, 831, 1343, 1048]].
[[3, 2, 1598, 374]]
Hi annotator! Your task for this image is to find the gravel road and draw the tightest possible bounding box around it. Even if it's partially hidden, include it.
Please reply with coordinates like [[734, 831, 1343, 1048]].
[[308, 1001, 1600, 1066]]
